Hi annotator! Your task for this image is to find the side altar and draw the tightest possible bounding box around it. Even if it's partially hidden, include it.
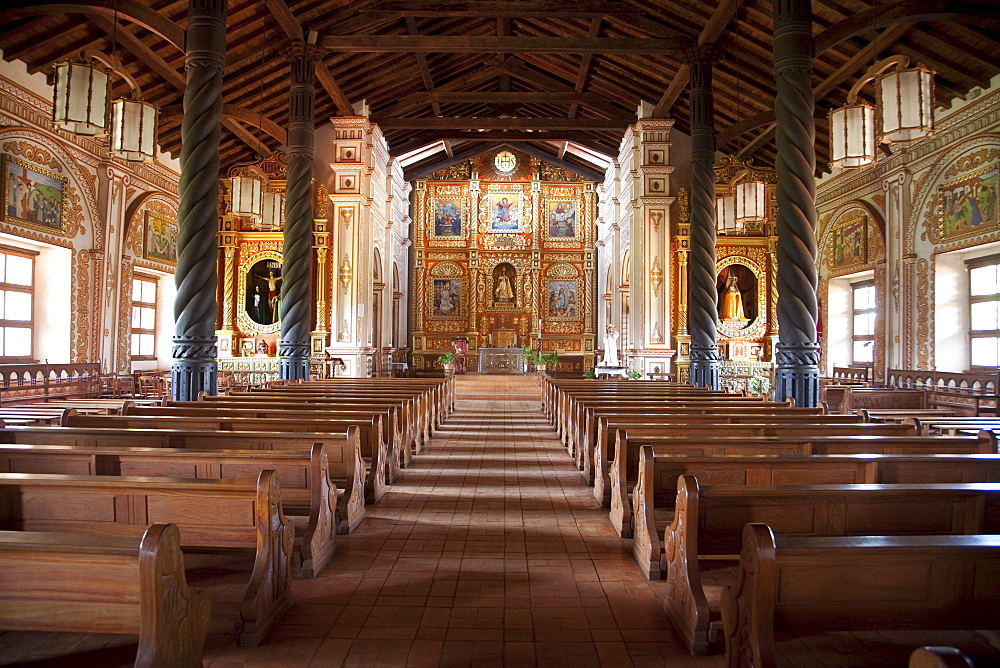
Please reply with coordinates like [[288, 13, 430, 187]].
[[477, 348, 523, 374]]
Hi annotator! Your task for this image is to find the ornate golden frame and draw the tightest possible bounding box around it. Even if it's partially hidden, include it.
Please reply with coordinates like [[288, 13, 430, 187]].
[[716, 254, 767, 340], [237, 249, 282, 334]]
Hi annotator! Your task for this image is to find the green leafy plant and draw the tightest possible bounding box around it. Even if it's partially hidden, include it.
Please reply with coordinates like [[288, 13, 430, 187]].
[[520, 345, 558, 366], [627, 370, 642, 380], [748, 375, 771, 395], [436, 352, 456, 365], [583, 369, 596, 379], [519, 345, 534, 363]]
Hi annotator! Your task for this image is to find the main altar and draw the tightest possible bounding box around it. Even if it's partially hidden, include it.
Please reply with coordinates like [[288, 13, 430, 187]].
[[410, 147, 597, 375], [477, 348, 523, 374]]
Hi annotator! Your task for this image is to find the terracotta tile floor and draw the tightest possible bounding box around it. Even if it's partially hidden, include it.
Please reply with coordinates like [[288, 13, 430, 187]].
[[204, 393, 722, 667]]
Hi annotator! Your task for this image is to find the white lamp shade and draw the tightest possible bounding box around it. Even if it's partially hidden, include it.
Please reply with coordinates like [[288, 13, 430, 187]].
[[735, 180, 765, 224], [231, 175, 263, 218], [716, 195, 736, 233], [829, 103, 875, 168], [109, 99, 157, 162], [262, 190, 283, 228], [52, 62, 109, 136], [878, 65, 934, 144]]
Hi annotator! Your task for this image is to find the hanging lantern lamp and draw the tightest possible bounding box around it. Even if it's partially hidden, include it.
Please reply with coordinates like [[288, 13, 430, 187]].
[[716, 195, 736, 234], [829, 102, 875, 168], [231, 174, 264, 219], [262, 190, 283, 229], [878, 61, 934, 144], [52, 58, 109, 136], [109, 97, 157, 162], [735, 180, 765, 226]]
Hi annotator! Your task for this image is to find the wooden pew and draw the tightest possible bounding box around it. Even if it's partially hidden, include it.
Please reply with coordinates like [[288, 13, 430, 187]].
[[0, 470, 292, 646], [610, 430, 998, 537], [0, 442, 340, 577], [0, 406, 77, 425], [0, 425, 366, 534], [909, 646, 975, 668], [0, 523, 211, 667], [646, 470, 1000, 653], [589, 415, 902, 497], [60, 413, 389, 504], [721, 524, 1000, 667], [129, 403, 408, 484]]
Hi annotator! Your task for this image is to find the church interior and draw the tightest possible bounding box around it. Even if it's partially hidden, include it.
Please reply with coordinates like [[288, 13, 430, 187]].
[[1, 0, 1000, 665]]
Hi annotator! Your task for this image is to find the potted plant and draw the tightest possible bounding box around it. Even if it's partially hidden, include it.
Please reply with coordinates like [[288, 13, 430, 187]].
[[436, 352, 457, 373], [583, 369, 596, 379], [535, 351, 559, 373], [627, 370, 642, 380]]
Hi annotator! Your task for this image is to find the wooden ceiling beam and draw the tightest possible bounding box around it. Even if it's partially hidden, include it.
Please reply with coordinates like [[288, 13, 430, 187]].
[[815, 0, 999, 54], [568, 18, 602, 119], [405, 16, 443, 117], [402, 141, 503, 180], [160, 104, 288, 145], [263, 0, 304, 41], [315, 60, 355, 116], [652, 0, 741, 118], [388, 129, 619, 153], [500, 59, 633, 118], [360, 0, 642, 18], [374, 117, 630, 130], [0, 0, 183, 50], [318, 35, 694, 54], [373, 65, 503, 118]]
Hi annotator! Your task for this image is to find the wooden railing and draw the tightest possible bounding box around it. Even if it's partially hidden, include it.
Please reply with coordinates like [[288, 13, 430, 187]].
[[0, 362, 101, 405]]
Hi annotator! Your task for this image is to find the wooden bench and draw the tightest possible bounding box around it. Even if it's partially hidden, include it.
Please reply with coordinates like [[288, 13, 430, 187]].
[[61, 412, 389, 504], [0, 425, 366, 534], [589, 415, 904, 497], [0, 470, 291, 646], [721, 525, 1000, 667], [0, 522, 211, 667], [0, 442, 341, 577], [131, 402, 407, 483], [645, 470, 1000, 653], [0, 407, 77, 425], [595, 420, 918, 509], [610, 431, 998, 537]]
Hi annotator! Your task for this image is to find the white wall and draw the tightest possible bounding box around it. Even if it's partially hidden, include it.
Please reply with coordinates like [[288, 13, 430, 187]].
[[825, 270, 872, 373]]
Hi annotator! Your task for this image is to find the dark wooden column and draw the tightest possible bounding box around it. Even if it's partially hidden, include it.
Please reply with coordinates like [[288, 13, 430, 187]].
[[171, 0, 226, 400], [686, 45, 721, 390], [279, 41, 319, 380], [772, 0, 821, 407]]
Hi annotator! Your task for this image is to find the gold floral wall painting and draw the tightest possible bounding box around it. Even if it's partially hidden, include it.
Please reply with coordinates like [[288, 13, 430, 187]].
[[830, 214, 868, 270], [143, 210, 178, 265], [547, 280, 577, 318], [937, 162, 998, 242], [433, 278, 462, 317], [1, 154, 66, 234]]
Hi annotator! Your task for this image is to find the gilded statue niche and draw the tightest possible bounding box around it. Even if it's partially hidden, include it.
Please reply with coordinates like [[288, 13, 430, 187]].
[[238, 250, 282, 334], [716, 255, 767, 341]]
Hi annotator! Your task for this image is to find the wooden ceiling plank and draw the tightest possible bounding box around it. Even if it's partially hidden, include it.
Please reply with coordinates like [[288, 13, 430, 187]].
[[501, 59, 632, 118], [507, 141, 605, 180], [0, 0, 184, 50], [87, 13, 185, 90], [374, 65, 502, 117], [317, 35, 695, 54], [25, 32, 101, 74], [652, 0, 742, 117], [814, 21, 914, 99], [568, 18, 602, 119]]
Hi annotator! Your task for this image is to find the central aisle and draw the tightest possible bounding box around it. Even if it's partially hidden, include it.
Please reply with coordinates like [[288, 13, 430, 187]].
[[207, 388, 719, 666]]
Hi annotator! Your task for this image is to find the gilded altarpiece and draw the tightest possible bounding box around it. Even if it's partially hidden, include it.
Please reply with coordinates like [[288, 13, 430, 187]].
[[412, 148, 596, 372], [215, 153, 332, 379]]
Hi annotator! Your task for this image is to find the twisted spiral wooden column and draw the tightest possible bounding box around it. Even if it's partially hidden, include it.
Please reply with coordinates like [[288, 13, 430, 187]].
[[279, 42, 319, 380], [686, 46, 721, 390], [171, 0, 226, 400], [772, 0, 821, 407]]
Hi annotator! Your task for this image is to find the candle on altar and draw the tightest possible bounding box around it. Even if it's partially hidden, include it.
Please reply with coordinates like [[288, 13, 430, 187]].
[[538, 320, 542, 338]]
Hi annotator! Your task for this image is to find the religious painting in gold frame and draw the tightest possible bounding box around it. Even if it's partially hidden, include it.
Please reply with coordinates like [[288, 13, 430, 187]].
[[1, 154, 67, 235], [431, 278, 462, 318], [936, 160, 998, 243], [237, 250, 282, 334], [830, 213, 868, 271], [143, 210, 178, 265]]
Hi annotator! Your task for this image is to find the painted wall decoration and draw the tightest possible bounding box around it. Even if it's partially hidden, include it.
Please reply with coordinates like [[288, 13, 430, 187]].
[[143, 210, 178, 265], [830, 213, 868, 270], [547, 280, 578, 318], [937, 161, 998, 242], [2, 153, 66, 234], [489, 192, 520, 230], [547, 200, 577, 237], [432, 198, 463, 236], [432, 278, 462, 317]]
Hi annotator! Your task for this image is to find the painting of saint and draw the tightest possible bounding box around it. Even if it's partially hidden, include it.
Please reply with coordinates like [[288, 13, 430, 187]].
[[939, 166, 998, 240], [547, 201, 576, 237], [143, 211, 178, 264], [490, 193, 519, 230], [433, 199, 462, 236], [433, 279, 461, 317], [831, 217, 867, 270], [547, 280, 578, 318], [2, 155, 64, 232]]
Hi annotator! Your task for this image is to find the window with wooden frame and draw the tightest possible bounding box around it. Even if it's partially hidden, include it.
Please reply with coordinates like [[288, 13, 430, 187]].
[[131, 274, 158, 360], [968, 255, 1000, 368], [851, 279, 876, 365], [0, 246, 36, 360]]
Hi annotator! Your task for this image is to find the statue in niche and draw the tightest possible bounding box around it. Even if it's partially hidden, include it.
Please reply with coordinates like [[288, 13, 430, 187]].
[[493, 263, 516, 305], [720, 275, 746, 321], [245, 259, 282, 325], [717, 264, 755, 327]]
